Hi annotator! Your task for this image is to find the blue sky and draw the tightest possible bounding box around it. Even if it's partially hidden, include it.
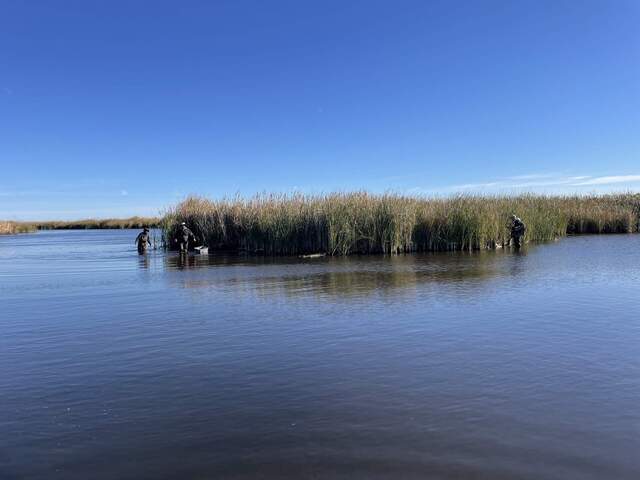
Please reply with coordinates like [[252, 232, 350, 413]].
[[1, 0, 639, 220]]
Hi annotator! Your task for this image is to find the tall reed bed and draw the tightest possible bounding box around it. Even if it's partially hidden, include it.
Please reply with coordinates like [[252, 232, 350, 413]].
[[162, 193, 640, 255]]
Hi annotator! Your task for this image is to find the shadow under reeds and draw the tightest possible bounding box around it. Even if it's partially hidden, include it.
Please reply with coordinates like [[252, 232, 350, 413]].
[[161, 248, 531, 300]]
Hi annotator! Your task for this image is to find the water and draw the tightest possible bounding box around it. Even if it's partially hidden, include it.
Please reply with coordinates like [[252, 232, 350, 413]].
[[1, 230, 639, 480]]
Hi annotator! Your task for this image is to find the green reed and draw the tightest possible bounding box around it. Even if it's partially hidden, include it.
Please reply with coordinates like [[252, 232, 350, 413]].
[[162, 192, 640, 255]]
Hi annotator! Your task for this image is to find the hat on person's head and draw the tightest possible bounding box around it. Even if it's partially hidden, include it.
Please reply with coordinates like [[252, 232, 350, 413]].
[[181, 222, 186, 226], [143, 227, 149, 231]]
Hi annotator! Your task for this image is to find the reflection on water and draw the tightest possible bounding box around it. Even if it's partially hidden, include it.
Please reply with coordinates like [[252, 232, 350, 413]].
[[1, 230, 639, 480], [162, 251, 517, 299], [137, 253, 151, 270]]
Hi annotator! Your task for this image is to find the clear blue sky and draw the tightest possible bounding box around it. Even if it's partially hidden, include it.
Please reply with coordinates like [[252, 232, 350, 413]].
[[1, 0, 639, 219]]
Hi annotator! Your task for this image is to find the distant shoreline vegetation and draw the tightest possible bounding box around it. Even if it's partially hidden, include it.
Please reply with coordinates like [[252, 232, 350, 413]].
[[162, 193, 640, 255], [0, 221, 37, 235], [35, 216, 160, 230], [0, 216, 160, 235]]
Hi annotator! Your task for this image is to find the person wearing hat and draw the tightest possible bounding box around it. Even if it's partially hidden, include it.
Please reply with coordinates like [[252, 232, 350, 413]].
[[510, 214, 526, 248], [135, 227, 152, 254], [176, 222, 195, 254]]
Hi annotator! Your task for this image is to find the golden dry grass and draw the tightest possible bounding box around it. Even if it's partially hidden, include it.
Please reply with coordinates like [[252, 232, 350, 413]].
[[0, 221, 36, 235], [162, 192, 640, 255], [36, 216, 160, 230], [1, 217, 160, 235]]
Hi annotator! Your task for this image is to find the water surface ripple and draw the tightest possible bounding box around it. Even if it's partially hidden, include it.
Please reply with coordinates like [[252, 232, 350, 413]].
[[1, 230, 639, 479]]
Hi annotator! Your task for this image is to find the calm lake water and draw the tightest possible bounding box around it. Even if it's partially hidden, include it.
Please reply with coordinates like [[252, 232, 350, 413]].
[[1, 230, 639, 479]]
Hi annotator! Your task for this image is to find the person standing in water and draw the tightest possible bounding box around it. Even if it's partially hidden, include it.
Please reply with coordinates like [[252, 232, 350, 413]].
[[510, 214, 526, 248], [135, 227, 152, 254], [176, 222, 196, 254]]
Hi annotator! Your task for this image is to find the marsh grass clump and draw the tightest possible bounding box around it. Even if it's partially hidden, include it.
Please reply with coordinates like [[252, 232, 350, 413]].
[[0, 221, 36, 235], [162, 193, 640, 255], [563, 194, 640, 234]]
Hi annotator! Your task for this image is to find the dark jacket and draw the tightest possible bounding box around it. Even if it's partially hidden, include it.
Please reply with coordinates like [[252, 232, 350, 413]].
[[511, 217, 526, 237], [180, 226, 195, 241], [136, 231, 151, 251]]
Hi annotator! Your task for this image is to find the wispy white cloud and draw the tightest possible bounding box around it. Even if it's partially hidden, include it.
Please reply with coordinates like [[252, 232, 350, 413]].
[[508, 173, 561, 181], [410, 172, 640, 195], [571, 175, 640, 186], [439, 176, 574, 192], [121, 189, 129, 196]]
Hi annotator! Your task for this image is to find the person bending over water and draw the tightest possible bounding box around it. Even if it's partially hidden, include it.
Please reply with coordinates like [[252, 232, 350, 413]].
[[135, 227, 152, 254], [510, 214, 526, 248], [176, 222, 196, 254]]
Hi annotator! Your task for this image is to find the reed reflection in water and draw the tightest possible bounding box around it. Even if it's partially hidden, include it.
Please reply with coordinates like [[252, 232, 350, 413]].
[[160, 250, 528, 300]]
